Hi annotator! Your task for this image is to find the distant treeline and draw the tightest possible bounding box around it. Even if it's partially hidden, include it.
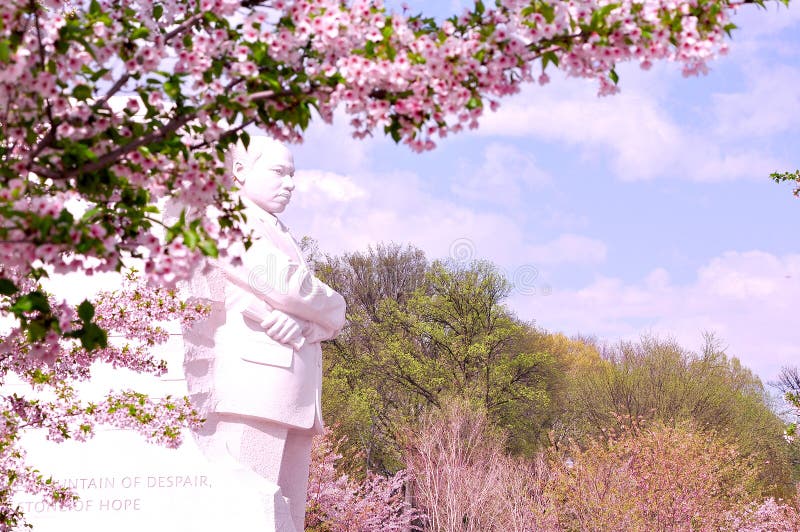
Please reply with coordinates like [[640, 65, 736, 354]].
[[306, 242, 798, 501]]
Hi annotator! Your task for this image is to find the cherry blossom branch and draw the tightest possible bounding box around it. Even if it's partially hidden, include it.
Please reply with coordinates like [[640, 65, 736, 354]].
[[92, 74, 132, 112], [163, 12, 206, 42]]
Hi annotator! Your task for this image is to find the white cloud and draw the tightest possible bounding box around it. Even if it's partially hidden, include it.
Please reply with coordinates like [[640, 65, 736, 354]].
[[523, 234, 607, 265], [291, 110, 377, 175], [712, 64, 800, 140], [475, 74, 787, 182], [295, 169, 369, 203], [452, 142, 551, 205], [286, 166, 523, 261], [283, 152, 603, 271], [513, 250, 800, 381], [698, 251, 797, 300]]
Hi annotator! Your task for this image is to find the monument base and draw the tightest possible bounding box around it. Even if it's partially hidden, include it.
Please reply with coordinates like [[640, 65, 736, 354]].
[[17, 428, 291, 531]]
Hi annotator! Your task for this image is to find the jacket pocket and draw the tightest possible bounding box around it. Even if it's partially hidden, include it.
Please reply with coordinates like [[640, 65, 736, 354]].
[[241, 341, 294, 368]]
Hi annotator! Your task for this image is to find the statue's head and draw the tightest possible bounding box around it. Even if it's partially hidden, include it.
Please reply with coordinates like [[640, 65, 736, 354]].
[[229, 136, 295, 214]]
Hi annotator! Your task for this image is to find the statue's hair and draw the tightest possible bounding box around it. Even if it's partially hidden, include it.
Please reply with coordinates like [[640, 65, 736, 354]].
[[226, 136, 286, 178]]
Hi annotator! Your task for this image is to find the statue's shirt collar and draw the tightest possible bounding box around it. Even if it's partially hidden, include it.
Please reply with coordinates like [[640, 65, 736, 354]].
[[239, 196, 291, 230], [239, 196, 300, 262]]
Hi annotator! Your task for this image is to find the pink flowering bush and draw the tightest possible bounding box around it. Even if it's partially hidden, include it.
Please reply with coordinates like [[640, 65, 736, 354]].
[[0, 272, 205, 529], [305, 427, 421, 531], [731, 496, 800, 531], [778, 367, 800, 445]]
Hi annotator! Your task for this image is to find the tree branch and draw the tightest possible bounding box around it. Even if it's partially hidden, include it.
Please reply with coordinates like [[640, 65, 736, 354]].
[[248, 90, 276, 101], [163, 12, 205, 42], [92, 74, 132, 112], [26, 126, 59, 165], [62, 113, 195, 179], [31, 0, 57, 158]]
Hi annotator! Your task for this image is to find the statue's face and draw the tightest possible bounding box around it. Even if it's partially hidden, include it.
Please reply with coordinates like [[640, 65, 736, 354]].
[[235, 142, 295, 214]]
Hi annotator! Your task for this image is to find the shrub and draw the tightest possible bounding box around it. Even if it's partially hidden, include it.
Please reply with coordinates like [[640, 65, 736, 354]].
[[306, 427, 420, 531], [549, 421, 758, 531], [729, 496, 800, 531], [404, 400, 558, 532]]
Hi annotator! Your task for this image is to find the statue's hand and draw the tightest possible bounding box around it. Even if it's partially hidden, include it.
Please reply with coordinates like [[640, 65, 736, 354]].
[[260, 309, 304, 349]]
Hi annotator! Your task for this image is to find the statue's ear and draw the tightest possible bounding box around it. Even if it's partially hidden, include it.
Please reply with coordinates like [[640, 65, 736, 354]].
[[233, 161, 245, 184]]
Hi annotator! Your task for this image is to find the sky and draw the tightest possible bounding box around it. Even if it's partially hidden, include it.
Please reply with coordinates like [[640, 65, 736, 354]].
[[279, 1, 800, 384]]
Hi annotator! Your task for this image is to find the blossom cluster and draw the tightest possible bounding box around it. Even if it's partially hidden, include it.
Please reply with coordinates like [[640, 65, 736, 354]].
[[306, 427, 421, 531], [0, 272, 205, 529]]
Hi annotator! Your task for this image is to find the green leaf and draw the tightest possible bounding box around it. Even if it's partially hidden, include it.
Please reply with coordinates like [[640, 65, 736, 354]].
[[153, 3, 163, 20], [465, 96, 482, 110], [12, 292, 51, 314], [198, 239, 219, 258], [27, 321, 48, 342], [77, 300, 95, 322], [384, 119, 402, 143], [0, 278, 18, 296], [0, 40, 10, 63], [542, 51, 559, 69], [90, 68, 110, 82], [609, 67, 619, 85], [164, 77, 181, 100], [183, 228, 199, 249], [89, 0, 101, 15], [131, 27, 150, 40], [539, 3, 556, 24], [81, 206, 101, 222], [73, 85, 92, 101], [29, 369, 52, 385], [79, 323, 108, 350], [592, 3, 620, 27], [723, 23, 737, 37]]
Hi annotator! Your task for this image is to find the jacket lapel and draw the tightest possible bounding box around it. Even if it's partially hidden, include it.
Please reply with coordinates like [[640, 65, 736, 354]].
[[243, 207, 303, 265]]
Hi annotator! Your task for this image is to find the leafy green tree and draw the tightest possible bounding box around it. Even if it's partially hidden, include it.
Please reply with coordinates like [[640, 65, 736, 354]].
[[316, 243, 429, 472], [318, 246, 559, 472]]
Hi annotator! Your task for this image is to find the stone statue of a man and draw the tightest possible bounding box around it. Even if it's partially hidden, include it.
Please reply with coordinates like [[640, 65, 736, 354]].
[[182, 137, 346, 532]]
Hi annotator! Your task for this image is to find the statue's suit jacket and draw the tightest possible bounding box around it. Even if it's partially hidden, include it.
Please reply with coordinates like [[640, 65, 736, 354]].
[[183, 204, 345, 432]]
